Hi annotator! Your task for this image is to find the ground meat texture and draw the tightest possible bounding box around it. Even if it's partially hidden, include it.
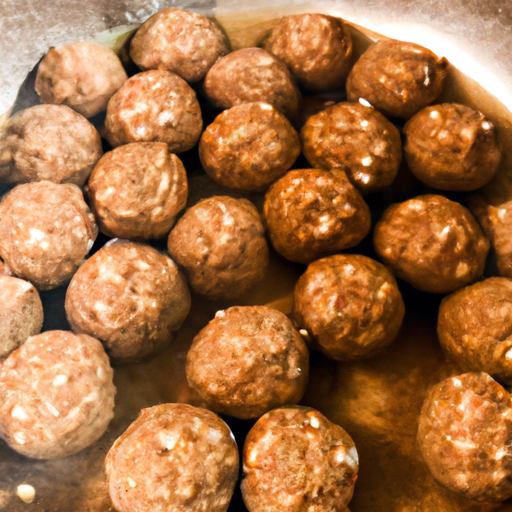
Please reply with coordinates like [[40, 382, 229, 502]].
[[373, 194, 489, 294], [0, 181, 98, 290], [203, 47, 301, 121], [186, 306, 309, 419], [35, 41, 127, 118], [346, 39, 449, 119], [130, 8, 230, 83], [105, 403, 238, 512], [167, 196, 268, 299], [0, 104, 102, 186], [417, 372, 512, 501], [242, 406, 358, 512], [104, 70, 202, 153], [263, 169, 371, 264], [301, 102, 402, 195], [0, 276, 43, 359], [0, 259, 12, 276], [0, 330, 115, 459], [88, 142, 188, 240], [65, 241, 190, 363]]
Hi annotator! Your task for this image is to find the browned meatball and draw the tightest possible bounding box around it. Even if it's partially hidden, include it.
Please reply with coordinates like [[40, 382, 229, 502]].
[[65, 241, 191, 363], [186, 306, 309, 419], [0, 181, 98, 290], [88, 142, 188, 240], [104, 70, 202, 152], [301, 102, 402, 194], [0, 330, 115, 459], [242, 406, 358, 512], [130, 8, 230, 83], [35, 41, 127, 118], [263, 169, 371, 264], [105, 403, 239, 512], [199, 102, 300, 191], [346, 39, 449, 119], [203, 48, 301, 120], [167, 196, 268, 299], [373, 194, 489, 294], [0, 104, 102, 186], [417, 372, 512, 501]]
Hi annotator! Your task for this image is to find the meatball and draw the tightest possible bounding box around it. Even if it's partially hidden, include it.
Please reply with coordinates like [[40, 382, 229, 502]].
[[263, 169, 371, 264], [105, 403, 239, 512], [242, 406, 358, 512], [65, 241, 191, 363], [199, 102, 300, 191], [88, 142, 188, 240], [167, 196, 268, 299], [346, 39, 449, 118], [417, 372, 512, 502], [0, 276, 43, 359], [104, 70, 202, 152], [301, 102, 402, 194], [186, 306, 309, 419], [130, 8, 230, 83], [262, 13, 353, 91], [0, 104, 102, 186], [373, 194, 489, 294], [203, 47, 301, 120], [0, 330, 115, 459], [35, 41, 127, 118], [0, 181, 98, 290]]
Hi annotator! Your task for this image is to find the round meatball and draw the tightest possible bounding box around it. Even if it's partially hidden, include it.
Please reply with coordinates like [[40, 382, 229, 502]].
[[199, 102, 300, 191], [301, 102, 402, 194], [262, 13, 353, 91], [0, 330, 115, 459], [104, 70, 202, 152], [0, 104, 102, 186], [403, 103, 501, 191], [263, 169, 371, 264], [242, 406, 358, 512], [88, 142, 188, 240], [0, 276, 43, 359], [186, 306, 309, 419], [373, 194, 489, 294], [417, 372, 512, 502], [167, 196, 268, 299], [0, 181, 98, 290], [130, 8, 230, 83], [203, 47, 301, 120], [346, 39, 449, 119], [105, 403, 239, 512], [65, 241, 191, 363], [35, 41, 127, 118]]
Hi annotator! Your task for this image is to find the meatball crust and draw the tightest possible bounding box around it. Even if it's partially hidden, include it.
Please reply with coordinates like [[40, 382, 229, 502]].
[[203, 47, 301, 120], [186, 306, 309, 419], [263, 169, 371, 264], [104, 70, 202, 152], [199, 102, 300, 191], [242, 406, 358, 512], [88, 142, 188, 240], [346, 39, 448, 118], [0, 181, 98, 290], [0, 330, 115, 459], [130, 8, 230, 83], [373, 194, 489, 294], [0, 104, 102, 186], [167, 196, 268, 299], [417, 372, 512, 502], [35, 41, 127, 118], [105, 403, 239, 512], [65, 242, 191, 363], [301, 102, 402, 194]]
